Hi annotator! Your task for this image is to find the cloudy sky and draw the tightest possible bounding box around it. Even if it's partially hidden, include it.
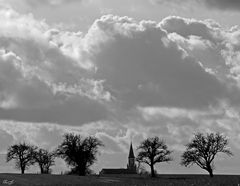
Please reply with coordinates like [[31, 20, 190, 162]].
[[0, 0, 240, 174]]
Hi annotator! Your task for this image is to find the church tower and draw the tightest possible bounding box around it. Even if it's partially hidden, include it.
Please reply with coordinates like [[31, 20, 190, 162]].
[[127, 142, 137, 173]]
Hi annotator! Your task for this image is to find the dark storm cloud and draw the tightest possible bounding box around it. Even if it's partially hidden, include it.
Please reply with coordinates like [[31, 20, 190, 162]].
[[89, 15, 230, 110], [203, 0, 240, 10], [152, 0, 240, 11], [0, 97, 109, 126]]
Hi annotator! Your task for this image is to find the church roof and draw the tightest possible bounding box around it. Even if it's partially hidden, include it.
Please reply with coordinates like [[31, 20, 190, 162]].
[[128, 142, 135, 158], [100, 168, 136, 174]]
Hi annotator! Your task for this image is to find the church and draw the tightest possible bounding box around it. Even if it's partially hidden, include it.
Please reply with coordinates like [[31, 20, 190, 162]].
[[99, 143, 137, 175]]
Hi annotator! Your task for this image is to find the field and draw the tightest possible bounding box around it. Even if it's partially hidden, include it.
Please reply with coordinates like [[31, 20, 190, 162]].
[[0, 174, 239, 186]]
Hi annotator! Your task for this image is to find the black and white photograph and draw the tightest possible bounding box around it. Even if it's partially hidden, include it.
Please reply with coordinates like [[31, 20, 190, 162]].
[[0, 0, 239, 185]]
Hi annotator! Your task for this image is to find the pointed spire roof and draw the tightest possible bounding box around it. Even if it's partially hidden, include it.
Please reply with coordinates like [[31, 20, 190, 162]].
[[128, 142, 135, 158]]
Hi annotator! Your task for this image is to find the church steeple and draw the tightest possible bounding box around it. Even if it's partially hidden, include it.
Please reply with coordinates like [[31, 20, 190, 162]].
[[128, 142, 135, 158], [127, 142, 136, 173]]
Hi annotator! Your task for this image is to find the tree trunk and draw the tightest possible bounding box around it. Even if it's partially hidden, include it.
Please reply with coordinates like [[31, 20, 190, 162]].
[[208, 168, 213, 178], [150, 164, 155, 177], [206, 165, 213, 178], [21, 166, 25, 174], [79, 167, 86, 176], [46, 167, 50, 174], [40, 166, 44, 174], [76, 164, 85, 176]]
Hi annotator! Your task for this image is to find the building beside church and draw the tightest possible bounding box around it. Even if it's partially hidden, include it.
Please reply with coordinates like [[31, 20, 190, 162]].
[[99, 143, 137, 175]]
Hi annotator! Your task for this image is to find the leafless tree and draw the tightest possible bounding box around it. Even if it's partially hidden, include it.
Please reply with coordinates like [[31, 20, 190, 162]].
[[181, 132, 233, 177], [6, 142, 36, 174], [33, 148, 56, 174], [136, 137, 172, 177], [57, 133, 104, 176]]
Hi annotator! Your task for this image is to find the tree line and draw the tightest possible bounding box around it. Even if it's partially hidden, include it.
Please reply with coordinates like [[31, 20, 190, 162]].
[[6, 133, 103, 175], [6, 132, 233, 178]]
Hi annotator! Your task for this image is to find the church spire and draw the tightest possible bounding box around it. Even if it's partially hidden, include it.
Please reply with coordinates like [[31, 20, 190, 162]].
[[127, 142, 136, 173], [128, 142, 135, 158]]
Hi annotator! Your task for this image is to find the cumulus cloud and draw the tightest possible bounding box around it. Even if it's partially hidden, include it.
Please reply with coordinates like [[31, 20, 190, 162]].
[[1, 7, 240, 133], [0, 8, 111, 125], [85, 15, 234, 109], [2, 8, 237, 114], [160, 16, 222, 43], [2, 9, 236, 127], [160, 16, 240, 90]]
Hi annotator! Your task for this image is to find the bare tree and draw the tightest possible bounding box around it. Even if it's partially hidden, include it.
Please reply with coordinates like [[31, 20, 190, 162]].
[[6, 142, 36, 174], [181, 132, 233, 177], [136, 137, 172, 177], [57, 133, 104, 176], [33, 148, 56, 174]]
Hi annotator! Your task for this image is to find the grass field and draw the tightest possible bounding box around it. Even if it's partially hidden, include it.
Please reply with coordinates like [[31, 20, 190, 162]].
[[0, 174, 239, 186]]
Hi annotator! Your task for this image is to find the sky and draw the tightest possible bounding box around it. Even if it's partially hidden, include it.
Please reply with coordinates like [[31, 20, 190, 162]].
[[0, 0, 240, 175]]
